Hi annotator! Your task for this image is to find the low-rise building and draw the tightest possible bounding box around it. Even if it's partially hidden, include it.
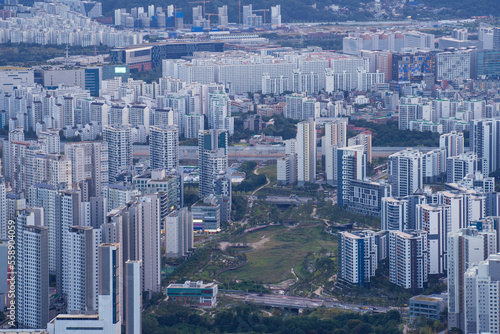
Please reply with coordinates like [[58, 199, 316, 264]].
[[409, 294, 447, 320], [166, 281, 218, 307]]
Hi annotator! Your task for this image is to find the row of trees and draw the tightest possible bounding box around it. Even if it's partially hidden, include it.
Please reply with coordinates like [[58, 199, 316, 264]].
[[350, 119, 442, 147], [143, 302, 403, 334]]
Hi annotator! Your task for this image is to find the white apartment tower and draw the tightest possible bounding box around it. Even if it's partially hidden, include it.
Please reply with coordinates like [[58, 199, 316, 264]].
[[198, 129, 228, 198], [64, 142, 109, 197], [388, 148, 423, 197], [165, 207, 194, 258], [103, 125, 132, 183], [440, 131, 465, 158], [297, 119, 316, 186], [337, 145, 367, 208], [465, 254, 500, 334], [448, 227, 497, 331], [64, 226, 102, 314], [271, 5, 281, 27], [416, 204, 450, 274], [323, 119, 347, 184], [470, 119, 500, 175], [338, 231, 378, 287], [150, 125, 179, 171], [388, 230, 428, 291], [15, 208, 49, 330]]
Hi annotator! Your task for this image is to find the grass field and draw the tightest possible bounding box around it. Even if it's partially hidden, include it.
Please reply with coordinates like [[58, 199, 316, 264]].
[[257, 163, 277, 184], [221, 223, 337, 283]]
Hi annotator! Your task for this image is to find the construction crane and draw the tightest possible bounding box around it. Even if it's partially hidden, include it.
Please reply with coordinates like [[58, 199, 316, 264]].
[[188, 0, 210, 18], [252, 8, 269, 26], [205, 13, 219, 26]]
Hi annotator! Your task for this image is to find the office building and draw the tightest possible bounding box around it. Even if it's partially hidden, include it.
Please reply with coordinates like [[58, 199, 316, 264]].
[[15, 208, 49, 330], [166, 281, 218, 307], [388, 148, 423, 197], [338, 231, 378, 287], [150, 125, 179, 171], [165, 208, 193, 258], [388, 230, 428, 292], [448, 227, 497, 331], [192, 195, 221, 233], [409, 295, 447, 321], [436, 49, 472, 82], [103, 125, 132, 183], [477, 50, 500, 78], [296, 119, 316, 186]]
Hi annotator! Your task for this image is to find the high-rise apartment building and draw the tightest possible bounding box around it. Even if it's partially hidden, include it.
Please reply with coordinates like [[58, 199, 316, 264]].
[[64, 226, 102, 314], [165, 208, 193, 258], [388, 230, 428, 292], [323, 119, 347, 184], [338, 231, 378, 287], [337, 145, 367, 208], [64, 142, 109, 197], [150, 125, 179, 171], [125, 260, 142, 334], [388, 148, 423, 197], [16, 208, 49, 329], [381, 197, 408, 231], [448, 227, 497, 331], [28, 184, 61, 275], [103, 125, 132, 183], [470, 119, 500, 175], [416, 204, 450, 274], [440, 131, 465, 158], [98, 243, 122, 332], [296, 119, 316, 186], [198, 129, 228, 198], [464, 254, 500, 334]]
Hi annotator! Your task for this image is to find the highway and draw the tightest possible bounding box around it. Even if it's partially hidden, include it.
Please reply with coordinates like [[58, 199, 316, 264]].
[[222, 292, 394, 313]]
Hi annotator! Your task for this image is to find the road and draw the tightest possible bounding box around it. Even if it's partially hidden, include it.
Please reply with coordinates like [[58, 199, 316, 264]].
[[133, 145, 443, 161], [222, 292, 394, 313]]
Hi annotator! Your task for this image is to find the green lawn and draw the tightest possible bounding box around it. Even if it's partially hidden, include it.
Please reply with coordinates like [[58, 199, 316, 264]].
[[258, 163, 278, 184], [221, 223, 337, 283]]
